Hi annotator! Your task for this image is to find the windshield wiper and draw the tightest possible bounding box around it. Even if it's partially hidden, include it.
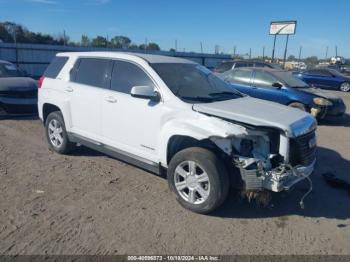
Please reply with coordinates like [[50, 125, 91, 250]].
[[181, 96, 215, 102], [208, 91, 242, 97]]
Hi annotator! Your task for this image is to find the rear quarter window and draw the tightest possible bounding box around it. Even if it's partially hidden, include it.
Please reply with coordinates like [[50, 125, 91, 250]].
[[44, 56, 69, 78]]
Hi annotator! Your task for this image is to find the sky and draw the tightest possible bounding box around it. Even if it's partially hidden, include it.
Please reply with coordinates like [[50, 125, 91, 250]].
[[0, 0, 349, 58]]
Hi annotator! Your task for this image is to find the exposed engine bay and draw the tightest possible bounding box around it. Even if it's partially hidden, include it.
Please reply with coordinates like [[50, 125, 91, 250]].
[[210, 126, 316, 207]]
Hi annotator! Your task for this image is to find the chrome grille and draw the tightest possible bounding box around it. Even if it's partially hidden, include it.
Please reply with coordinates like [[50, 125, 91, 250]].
[[289, 131, 316, 166]]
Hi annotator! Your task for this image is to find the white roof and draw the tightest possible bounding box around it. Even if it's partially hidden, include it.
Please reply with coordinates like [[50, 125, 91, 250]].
[[57, 51, 195, 64]]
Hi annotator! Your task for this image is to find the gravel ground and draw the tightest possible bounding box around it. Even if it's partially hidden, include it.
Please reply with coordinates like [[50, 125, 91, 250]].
[[0, 91, 350, 255]]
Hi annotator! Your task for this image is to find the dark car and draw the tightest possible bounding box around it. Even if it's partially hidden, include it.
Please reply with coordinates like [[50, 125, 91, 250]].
[[339, 64, 350, 76], [0, 60, 38, 116], [221, 68, 346, 119], [294, 68, 350, 92], [213, 60, 281, 74]]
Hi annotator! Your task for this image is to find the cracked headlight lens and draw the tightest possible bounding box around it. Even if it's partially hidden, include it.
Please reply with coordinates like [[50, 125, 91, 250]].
[[313, 97, 333, 106]]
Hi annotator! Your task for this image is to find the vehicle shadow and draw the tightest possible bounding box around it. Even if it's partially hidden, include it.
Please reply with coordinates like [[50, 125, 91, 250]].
[[318, 113, 350, 127], [70, 145, 105, 157], [212, 146, 350, 220]]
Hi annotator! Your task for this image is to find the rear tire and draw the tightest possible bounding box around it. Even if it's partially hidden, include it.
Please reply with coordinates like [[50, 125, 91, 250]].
[[288, 102, 306, 111], [340, 82, 350, 92], [167, 147, 230, 214], [45, 111, 75, 154]]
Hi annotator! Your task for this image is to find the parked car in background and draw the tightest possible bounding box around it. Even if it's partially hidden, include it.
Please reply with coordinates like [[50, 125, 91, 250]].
[[339, 63, 350, 76], [315, 63, 350, 76], [294, 68, 350, 92], [213, 60, 281, 74], [39, 52, 317, 214], [221, 68, 346, 119], [0, 60, 38, 116]]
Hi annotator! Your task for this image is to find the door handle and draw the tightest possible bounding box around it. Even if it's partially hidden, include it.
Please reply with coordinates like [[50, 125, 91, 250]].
[[65, 87, 74, 92], [105, 96, 117, 103]]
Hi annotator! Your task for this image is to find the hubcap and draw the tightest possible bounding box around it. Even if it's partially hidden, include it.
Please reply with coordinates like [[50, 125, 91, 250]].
[[341, 82, 350, 92], [174, 161, 210, 205], [48, 119, 64, 148]]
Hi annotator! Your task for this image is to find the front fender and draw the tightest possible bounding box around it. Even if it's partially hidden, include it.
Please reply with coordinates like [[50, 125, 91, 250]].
[[158, 112, 248, 166]]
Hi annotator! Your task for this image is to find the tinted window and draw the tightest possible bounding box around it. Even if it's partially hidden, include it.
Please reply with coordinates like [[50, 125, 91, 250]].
[[253, 71, 278, 88], [44, 56, 68, 78], [223, 69, 252, 85], [254, 63, 265, 68], [272, 71, 308, 88], [151, 63, 242, 103], [215, 62, 234, 73], [111, 60, 154, 94], [306, 69, 332, 76], [74, 58, 110, 88], [234, 62, 248, 68]]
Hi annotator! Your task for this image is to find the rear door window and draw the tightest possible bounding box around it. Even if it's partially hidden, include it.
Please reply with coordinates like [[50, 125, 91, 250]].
[[110, 60, 154, 94], [44, 56, 68, 78], [305, 69, 330, 76], [73, 58, 111, 88]]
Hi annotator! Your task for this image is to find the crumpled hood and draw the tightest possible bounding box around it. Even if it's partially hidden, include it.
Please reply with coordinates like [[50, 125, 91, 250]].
[[193, 96, 317, 137], [0, 77, 37, 91], [298, 87, 342, 101]]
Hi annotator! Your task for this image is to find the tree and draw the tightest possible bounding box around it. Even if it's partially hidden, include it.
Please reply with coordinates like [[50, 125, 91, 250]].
[[110, 35, 131, 49], [91, 36, 107, 47], [0, 23, 13, 42], [147, 42, 160, 51], [287, 55, 296, 61], [169, 48, 176, 52], [138, 43, 147, 50], [81, 34, 90, 47], [304, 56, 319, 65], [129, 43, 139, 50]]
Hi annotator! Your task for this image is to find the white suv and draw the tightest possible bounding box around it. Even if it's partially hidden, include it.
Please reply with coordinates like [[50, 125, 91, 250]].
[[38, 52, 317, 213]]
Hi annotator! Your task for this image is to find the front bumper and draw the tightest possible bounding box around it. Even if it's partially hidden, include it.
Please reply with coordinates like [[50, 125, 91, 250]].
[[263, 160, 316, 192]]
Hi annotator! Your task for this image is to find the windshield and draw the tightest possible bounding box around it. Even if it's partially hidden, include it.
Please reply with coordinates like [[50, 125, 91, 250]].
[[272, 71, 309, 88], [0, 63, 23, 77], [151, 63, 242, 103]]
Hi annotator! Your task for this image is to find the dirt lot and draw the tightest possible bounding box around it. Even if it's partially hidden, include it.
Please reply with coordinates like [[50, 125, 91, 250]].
[[1, 91, 350, 255]]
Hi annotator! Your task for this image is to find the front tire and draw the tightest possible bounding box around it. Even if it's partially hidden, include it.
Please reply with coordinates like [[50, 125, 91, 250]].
[[340, 82, 350, 92], [45, 111, 75, 154], [167, 147, 230, 214]]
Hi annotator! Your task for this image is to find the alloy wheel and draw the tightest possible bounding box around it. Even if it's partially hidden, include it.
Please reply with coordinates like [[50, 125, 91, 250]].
[[340, 82, 350, 92], [48, 119, 64, 148], [174, 161, 210, 205]]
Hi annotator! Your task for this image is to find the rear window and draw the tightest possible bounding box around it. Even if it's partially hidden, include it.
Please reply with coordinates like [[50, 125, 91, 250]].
[[215, 62, 233, 73], [73, 58, 111, 88], [44, 56, 68, 78]]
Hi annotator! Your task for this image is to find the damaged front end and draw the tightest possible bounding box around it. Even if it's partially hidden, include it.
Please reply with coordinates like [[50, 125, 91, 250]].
[[210, 117, 317, 194]]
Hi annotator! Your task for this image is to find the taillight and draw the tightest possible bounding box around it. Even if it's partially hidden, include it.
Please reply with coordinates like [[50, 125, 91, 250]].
[[38, 76, 45, 89]]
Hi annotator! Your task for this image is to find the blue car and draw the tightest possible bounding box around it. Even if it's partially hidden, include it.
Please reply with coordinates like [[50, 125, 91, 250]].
[[221, 67, 346, 119], [293, 68, 350, 92]]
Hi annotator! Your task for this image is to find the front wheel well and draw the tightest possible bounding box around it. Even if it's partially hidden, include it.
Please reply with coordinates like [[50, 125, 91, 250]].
[[166, 135, 225, 165], [43, 103, 61, 123]]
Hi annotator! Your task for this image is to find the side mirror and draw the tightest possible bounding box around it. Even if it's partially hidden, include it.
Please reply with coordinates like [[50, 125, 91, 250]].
[[272, 82, 283, 88], [130, 86, 160, 102]]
